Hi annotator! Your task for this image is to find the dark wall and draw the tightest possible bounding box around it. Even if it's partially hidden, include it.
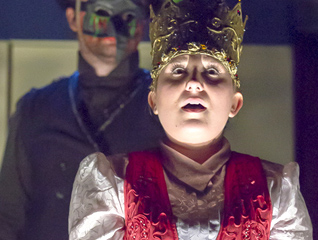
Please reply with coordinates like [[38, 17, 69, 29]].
[[294, 1, 318, 237], [1, 0, 294, 44], [0, 0, 73, 39], [294, 31, 318, 238]]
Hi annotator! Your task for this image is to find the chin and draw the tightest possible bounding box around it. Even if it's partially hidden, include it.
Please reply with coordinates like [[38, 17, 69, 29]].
[[95, 47, 117, 60], [173, 129, 214, 146], [183, 138, 212, 146]]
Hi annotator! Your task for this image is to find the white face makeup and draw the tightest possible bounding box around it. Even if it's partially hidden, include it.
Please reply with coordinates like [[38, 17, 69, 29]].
[[148, 54, 243, 148]]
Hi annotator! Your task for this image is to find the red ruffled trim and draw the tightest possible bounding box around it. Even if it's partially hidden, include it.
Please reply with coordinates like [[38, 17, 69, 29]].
[[217, 152, 272, 240], [124, 151, 178, 240]]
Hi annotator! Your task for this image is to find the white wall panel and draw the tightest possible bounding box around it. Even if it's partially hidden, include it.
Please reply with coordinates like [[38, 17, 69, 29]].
[[0, 41, 9, 168], [0, 41, 9, 166], [225, 45, 293, 165], [10, 40, 78, 113], [138, 41, 152, 70]]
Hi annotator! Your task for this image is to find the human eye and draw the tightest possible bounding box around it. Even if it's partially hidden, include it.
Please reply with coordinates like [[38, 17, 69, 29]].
[[172, 67, 185, 75], [202, 65, 224, 85], [171, 64, 187, 76], [205, 66, 219, 76]]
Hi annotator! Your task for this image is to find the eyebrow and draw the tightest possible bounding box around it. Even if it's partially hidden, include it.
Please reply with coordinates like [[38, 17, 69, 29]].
[[203, 58, 225, 69], [170, 55, 189, 63]]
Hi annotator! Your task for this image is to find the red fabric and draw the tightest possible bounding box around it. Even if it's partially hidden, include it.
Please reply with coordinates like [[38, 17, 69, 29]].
[[124, 151, 272, 240], [217, 152, 272, 240], [124, 151, 178, 240]]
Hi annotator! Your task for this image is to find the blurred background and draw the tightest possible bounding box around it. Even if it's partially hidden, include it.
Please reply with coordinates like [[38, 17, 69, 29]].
[[0, 0, 317, 236]]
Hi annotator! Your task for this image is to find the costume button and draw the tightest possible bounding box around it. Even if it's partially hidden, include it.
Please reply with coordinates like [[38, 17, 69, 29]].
[[60, 162, 66, 171], [56, 192, 65, 199]]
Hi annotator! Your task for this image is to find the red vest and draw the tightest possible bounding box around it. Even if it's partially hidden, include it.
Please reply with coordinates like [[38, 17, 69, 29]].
[[124, 151, 272, 240]]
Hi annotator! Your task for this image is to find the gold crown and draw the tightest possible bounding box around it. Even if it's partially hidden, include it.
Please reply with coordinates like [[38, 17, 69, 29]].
[[149, 0, 248, 89]]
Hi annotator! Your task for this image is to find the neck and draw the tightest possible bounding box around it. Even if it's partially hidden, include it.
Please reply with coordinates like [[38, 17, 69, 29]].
[[80, 51, 118, 77], [78, 51, 139, 81], [164, 135, 224, 164]]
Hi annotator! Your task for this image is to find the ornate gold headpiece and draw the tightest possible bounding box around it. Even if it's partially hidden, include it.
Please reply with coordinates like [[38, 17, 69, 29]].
[[149, 0, 247, 89]]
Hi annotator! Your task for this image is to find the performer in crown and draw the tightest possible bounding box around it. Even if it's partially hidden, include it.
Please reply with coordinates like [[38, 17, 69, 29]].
[[68, 0, 313, 239]]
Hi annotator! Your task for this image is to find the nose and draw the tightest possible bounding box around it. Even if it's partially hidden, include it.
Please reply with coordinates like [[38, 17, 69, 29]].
[[185, 80, 203, 92], [185, 68, 203, 92]]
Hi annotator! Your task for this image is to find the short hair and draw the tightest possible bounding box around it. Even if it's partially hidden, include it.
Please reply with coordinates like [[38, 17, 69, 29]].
[[56, 0, 76, 9]]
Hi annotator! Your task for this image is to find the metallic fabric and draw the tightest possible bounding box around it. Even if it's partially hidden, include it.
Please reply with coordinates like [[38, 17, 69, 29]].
[[149, 0, 247, 88]]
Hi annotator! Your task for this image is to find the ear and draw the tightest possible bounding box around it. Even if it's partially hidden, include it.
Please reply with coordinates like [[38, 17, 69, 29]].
[[66, 7, 78, 32], [229, 92, 243, 118], [148, 91, 158, 115]]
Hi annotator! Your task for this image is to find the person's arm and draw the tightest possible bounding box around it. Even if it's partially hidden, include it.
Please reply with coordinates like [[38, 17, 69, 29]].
[[0, 100, 32, 240], [270, 162, 313, 239], [69, 152, 125, 240]]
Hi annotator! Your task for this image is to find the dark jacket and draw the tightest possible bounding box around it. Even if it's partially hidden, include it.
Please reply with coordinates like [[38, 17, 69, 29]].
[[0, 70, 164, 240]]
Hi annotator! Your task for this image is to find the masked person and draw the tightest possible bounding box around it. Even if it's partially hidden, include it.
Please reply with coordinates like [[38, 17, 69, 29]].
[[0, 0, 164, 239], [68, 0, 313, 239]]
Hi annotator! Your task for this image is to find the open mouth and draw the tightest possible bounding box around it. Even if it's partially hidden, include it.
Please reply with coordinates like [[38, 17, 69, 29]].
[[182, 103, 207, 113]]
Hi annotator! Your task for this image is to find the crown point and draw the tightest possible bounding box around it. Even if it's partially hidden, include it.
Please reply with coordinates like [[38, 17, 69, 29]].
[[149, 0, 246, 85]]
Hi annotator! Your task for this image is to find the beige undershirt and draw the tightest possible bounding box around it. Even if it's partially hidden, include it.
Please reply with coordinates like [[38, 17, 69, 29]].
[[159, 137, 231, 223]]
